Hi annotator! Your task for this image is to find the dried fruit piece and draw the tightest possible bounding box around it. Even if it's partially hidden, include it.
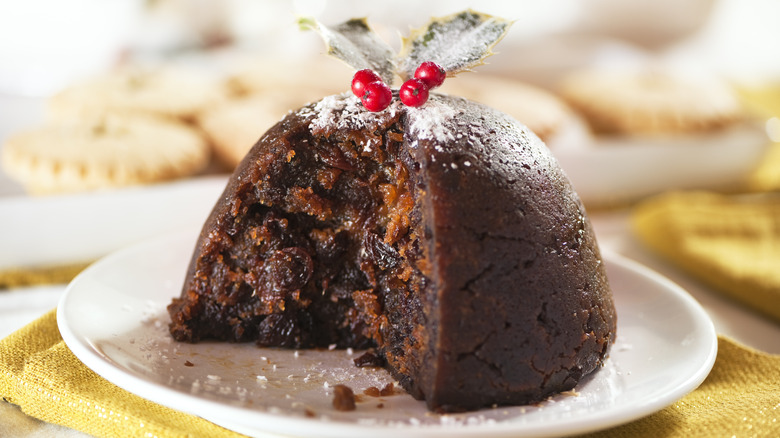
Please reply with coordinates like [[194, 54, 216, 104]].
[[332, 384, 357, 411]]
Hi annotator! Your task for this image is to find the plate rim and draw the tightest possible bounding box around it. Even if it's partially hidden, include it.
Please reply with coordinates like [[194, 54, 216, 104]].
[[57, 231, 718, 438]]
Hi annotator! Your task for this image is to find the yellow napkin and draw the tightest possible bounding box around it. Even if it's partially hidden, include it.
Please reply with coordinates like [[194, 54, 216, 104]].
[[738, 81, 780, 192], [583, 335, 780, 438], [632, 191, 780, 322], [0, 262, 91, 289], [0, 309, 246, 438], [2, 310, 779, 437], [746, 142, 780, 193]]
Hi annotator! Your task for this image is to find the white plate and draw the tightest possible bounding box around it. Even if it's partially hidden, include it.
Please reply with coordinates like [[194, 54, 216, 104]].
[[552, 120, 770, 206], [58, 229, 717, 438]]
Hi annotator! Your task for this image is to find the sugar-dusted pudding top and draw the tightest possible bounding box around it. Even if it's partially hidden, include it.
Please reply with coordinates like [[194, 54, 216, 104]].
[[305, 92, 564, 181], [170, 89, 615, 412]]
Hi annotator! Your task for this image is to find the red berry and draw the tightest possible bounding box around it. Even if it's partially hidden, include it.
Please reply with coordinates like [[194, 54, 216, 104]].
[[414, 61, 446, 89], [361, 81, 392, 112], [352, 69, 382, 98], [399, 78, 429, 107]]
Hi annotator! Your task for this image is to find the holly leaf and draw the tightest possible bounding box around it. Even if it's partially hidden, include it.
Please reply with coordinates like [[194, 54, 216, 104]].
[[396, 10, 512, 80], [299, 17, 396, 85]]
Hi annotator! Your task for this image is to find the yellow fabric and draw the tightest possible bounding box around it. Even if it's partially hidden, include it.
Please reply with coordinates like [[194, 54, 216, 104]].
[[2, 310, 779, 437], [737, 81, 780, 192], [632, 191, 780, 322], [738, 81, 780, 128], [0, 309, 247, 438], [0, 262, 91, 289], [746, 142, 780, 193], [581, 336, 780, 438]]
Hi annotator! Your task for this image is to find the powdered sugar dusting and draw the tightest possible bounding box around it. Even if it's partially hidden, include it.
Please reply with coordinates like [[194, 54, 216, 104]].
[[302, 91, 565, 190], [308, 93, 401, 133], [305, 93, 504, 153], [406, 95, 459, 143]]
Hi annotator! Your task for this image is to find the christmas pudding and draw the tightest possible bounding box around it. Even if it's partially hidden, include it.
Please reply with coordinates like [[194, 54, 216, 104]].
[[168, 11, 616, 412]]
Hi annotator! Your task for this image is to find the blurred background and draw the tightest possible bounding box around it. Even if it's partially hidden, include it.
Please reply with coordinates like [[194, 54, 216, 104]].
[[1, 0, 779, 200], [1, 0, 779, 92]]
